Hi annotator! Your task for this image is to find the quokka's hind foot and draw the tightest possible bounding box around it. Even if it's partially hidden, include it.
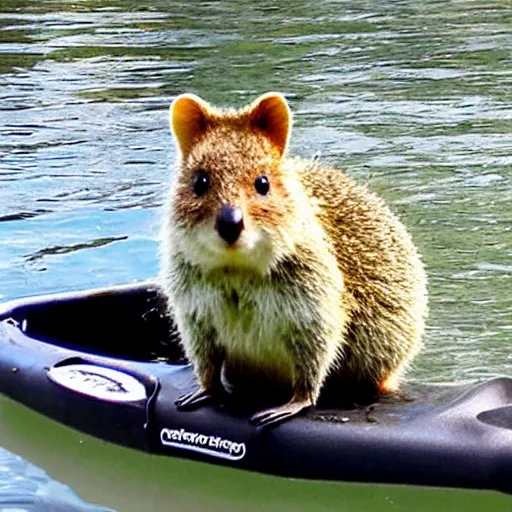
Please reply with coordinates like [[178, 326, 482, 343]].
[[249, 397, 313, 429]]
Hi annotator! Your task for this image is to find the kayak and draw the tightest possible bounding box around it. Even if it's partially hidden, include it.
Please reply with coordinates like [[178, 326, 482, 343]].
[[0, 283, 511, 494]]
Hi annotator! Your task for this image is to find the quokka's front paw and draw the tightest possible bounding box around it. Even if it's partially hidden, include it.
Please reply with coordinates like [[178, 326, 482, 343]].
[[249, 398, 313, 428], [175, 387, 225, 411]]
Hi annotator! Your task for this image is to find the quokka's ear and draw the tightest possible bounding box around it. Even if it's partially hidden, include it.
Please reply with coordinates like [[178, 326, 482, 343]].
[[169, 94, 211, 157], [249, 92, 292, 157]]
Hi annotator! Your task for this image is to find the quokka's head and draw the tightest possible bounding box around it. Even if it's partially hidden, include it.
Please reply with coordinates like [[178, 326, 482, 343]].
[[166, 92, 304, 273]]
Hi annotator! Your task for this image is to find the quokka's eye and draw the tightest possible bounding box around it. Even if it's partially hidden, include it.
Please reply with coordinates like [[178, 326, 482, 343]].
[[254, 175, 270, 196], [192, 171, 209, 197]]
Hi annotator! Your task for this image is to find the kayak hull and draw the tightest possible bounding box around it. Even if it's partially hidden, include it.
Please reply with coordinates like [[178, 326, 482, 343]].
[[0, 283, 511, 493]]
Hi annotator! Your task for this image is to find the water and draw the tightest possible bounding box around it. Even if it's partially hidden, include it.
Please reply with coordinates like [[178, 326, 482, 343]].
[[0, 0, 511, 509]]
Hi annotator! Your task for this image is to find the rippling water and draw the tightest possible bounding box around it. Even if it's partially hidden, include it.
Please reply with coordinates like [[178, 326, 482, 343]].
[[1, 0, 511, 510]]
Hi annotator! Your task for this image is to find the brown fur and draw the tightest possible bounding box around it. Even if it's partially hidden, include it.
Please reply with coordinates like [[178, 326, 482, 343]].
[[160, 92, 428, 415]]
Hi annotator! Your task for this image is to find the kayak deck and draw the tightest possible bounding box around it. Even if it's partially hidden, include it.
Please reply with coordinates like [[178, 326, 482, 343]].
[[0, 282, 511, 493]]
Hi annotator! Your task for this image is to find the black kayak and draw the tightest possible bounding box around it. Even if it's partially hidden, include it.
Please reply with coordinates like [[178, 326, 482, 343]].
[[0, 282, 511, 494]]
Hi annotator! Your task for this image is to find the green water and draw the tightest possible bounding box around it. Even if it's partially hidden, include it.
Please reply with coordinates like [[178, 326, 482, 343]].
[[0, 0, 511, 509], [1, 396, 511, 511]]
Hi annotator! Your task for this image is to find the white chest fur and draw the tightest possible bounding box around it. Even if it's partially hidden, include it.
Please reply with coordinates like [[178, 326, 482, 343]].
[[173, 272, 316, 373]]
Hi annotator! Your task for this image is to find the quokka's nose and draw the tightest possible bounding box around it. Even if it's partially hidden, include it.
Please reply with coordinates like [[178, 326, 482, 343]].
[[215, 205, 244, 245]]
